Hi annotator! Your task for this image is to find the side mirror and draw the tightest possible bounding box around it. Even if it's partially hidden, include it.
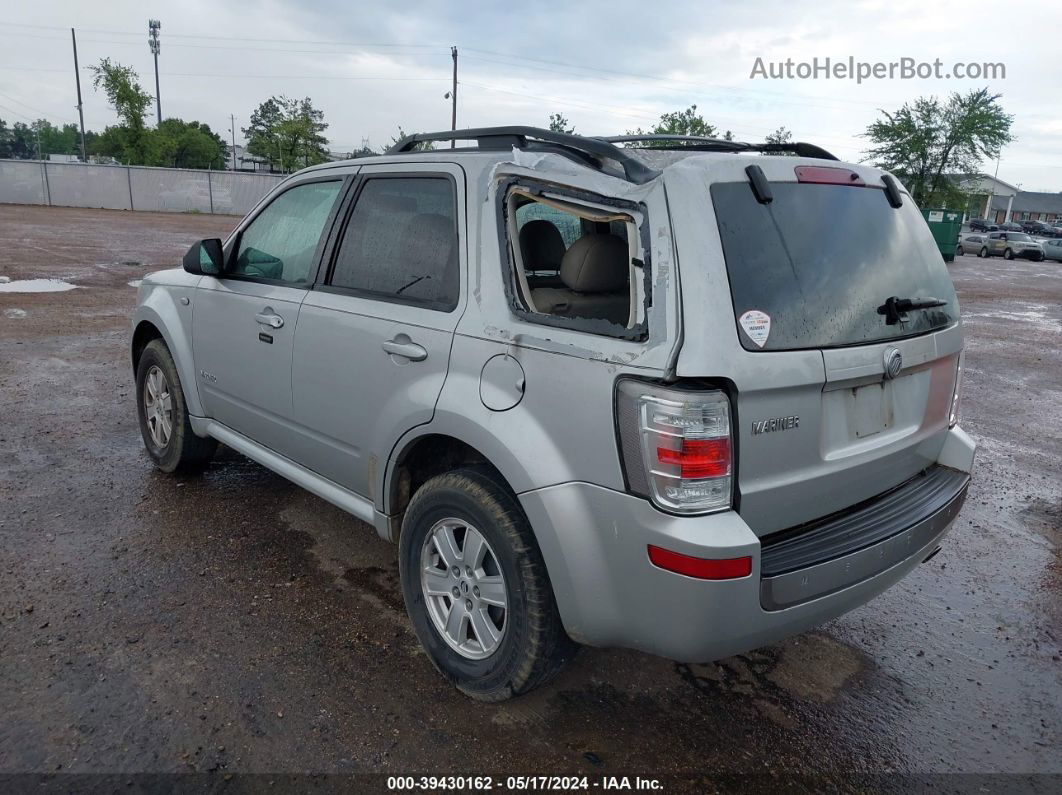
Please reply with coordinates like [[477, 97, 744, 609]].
[[182, 238, 224, 275]]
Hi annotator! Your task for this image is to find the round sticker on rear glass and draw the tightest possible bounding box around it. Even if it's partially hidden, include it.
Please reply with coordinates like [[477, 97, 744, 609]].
[[739, 310, 771, 348]]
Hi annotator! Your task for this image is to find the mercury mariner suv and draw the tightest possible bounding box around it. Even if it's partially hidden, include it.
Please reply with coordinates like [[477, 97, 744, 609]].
[[131, 127, 976, 701]]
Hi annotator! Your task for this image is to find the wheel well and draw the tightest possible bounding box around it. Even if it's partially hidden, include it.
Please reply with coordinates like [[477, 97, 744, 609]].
[[387, 435, 508, 534], [131, 321, 163, 371]]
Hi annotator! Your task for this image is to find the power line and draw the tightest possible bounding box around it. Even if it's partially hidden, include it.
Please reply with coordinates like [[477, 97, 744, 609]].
[[0, 31, 440, 57], [461, 49, 882, 111], [0, 101, 38, 122], [458, 81, 661, 125], [0, 89, 77, 125], [0, 23, 887, 114], [0, 23, 890, 110], [0, 22, 444, 49], [161, 72, 446, 81], [0, 63, 447, 81], [0, 65, 68, 73]]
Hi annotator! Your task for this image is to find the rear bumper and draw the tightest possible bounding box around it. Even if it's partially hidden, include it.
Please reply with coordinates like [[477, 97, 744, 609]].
[[520, 426, 975, 662]]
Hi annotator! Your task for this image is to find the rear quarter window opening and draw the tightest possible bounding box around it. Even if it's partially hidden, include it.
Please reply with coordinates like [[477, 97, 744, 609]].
[[501, 181, 649, 340]]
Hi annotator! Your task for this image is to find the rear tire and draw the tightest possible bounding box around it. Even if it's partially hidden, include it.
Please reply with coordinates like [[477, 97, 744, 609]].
[[956, 245, 965, 256], [135, 339, 217, 473], [399, 468, 574, 701]]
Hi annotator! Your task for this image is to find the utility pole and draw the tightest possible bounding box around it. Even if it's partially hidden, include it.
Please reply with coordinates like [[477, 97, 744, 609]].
[[35, 125, 42, 160], [450, 46, 458, 148], [988, 150, 1003, 221], [148, 20, 161, 124], [70, 28, 87, 162], [230, 114, 237, 172]]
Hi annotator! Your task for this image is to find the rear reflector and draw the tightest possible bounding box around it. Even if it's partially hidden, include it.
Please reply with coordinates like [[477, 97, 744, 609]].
[[795, 165, 865, 186], [647, 545, 752, 580], [657, 438, 731, 479]]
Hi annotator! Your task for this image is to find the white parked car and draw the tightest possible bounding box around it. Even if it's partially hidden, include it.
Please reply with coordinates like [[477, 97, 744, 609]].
[[1042, 238, 1062, 262], [955, 234, 987, 256]]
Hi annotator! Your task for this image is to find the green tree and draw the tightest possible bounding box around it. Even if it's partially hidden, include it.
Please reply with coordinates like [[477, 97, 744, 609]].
[[763, 125, 796, 155], [389, 126, 434, 152], [1, 117, 101, 160], [89, 58, 153, 164], [336, 140, 377, 159], [26, 121, 80, 156], [765, 126, 792, 145], [863, 88, 1014, 207], [146, 119, 227, 169], [626, 104, 733, 145], [88, 126, 127, 161], [243, 96, 330, 172], [548, 113, 574, 134], [2, 121, 38, 159]]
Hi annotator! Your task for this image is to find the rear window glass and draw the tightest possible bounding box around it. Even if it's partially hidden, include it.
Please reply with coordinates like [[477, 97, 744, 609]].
[[329, 177, 458, 311], [711, 181, 959, 351]]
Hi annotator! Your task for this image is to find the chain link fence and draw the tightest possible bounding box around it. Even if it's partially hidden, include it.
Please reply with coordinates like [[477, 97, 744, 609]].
[[0, 159, 285, 215]]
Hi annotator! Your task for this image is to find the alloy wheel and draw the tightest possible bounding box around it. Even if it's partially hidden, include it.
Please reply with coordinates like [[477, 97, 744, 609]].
[[143, 365, 174, 449], [420, 518, 508, 660]]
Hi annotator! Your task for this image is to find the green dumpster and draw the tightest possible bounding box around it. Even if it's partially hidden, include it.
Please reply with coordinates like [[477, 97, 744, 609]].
[[921, 208, 964, 262]]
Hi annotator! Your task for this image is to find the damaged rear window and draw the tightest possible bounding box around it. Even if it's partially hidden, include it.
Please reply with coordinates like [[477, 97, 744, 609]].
[[503, 183, 649, 339]]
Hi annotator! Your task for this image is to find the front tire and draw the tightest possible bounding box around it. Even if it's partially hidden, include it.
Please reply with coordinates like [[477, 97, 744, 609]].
[[135, 339, 217, 473], [399, 468, 573, 701], [979, 246, 989, 258], [1004, 248, 1014, 260]]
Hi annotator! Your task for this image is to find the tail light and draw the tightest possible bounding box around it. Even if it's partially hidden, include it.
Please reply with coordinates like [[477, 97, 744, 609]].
[[949, 351, 964, 428], [616, 380, 733, 514]]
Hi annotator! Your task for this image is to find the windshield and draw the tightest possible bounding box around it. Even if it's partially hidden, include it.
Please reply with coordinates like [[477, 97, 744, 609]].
[[1009, 233, 1033, 242], [712, 181, 959, 351]]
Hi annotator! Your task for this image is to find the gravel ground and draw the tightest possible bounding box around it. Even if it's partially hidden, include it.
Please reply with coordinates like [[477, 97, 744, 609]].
[[0, 205, 1059, 789]]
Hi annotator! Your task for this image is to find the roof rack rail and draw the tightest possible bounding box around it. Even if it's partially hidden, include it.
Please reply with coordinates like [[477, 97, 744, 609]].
[[388, 126, 662, 184], [598, 135, 839, 161]]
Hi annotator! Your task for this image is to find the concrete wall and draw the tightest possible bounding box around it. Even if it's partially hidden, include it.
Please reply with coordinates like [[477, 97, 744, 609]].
[[0, 160, 285, 216]]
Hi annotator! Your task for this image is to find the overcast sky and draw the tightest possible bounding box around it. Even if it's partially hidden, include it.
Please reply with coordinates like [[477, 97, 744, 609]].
[[1, 0, 1059, 191]]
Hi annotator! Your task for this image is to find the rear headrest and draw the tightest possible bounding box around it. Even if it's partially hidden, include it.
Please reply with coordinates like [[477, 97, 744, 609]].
[[518, 220, 566, 271], [560, 234, 629, 293]]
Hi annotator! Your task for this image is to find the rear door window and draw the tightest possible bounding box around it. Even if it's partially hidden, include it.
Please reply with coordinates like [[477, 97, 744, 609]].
[[712, 181, 959, 351], [327, 176, 458, 311]]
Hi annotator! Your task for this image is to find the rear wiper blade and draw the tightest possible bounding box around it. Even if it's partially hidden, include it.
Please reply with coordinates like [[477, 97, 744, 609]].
[[876, 295, 947, 325]]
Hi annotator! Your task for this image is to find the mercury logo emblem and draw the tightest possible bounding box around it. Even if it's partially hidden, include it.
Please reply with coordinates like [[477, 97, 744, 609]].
[[883, 347, 903, 380]]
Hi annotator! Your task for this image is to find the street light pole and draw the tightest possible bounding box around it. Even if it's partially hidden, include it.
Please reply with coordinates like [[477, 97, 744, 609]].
[[148, 20, 161, 124]]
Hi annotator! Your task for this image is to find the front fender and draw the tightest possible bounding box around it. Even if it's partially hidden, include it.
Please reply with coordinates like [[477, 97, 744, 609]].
[[132, 281, 203, 416]]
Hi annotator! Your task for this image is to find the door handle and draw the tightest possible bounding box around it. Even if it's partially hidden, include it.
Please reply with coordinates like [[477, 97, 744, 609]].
[[382, 338, 427, 362], [255, 311, 284, 329]]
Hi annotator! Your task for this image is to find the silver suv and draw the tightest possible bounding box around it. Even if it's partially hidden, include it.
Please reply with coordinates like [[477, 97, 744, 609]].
[[131, 127, 976, 700]]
